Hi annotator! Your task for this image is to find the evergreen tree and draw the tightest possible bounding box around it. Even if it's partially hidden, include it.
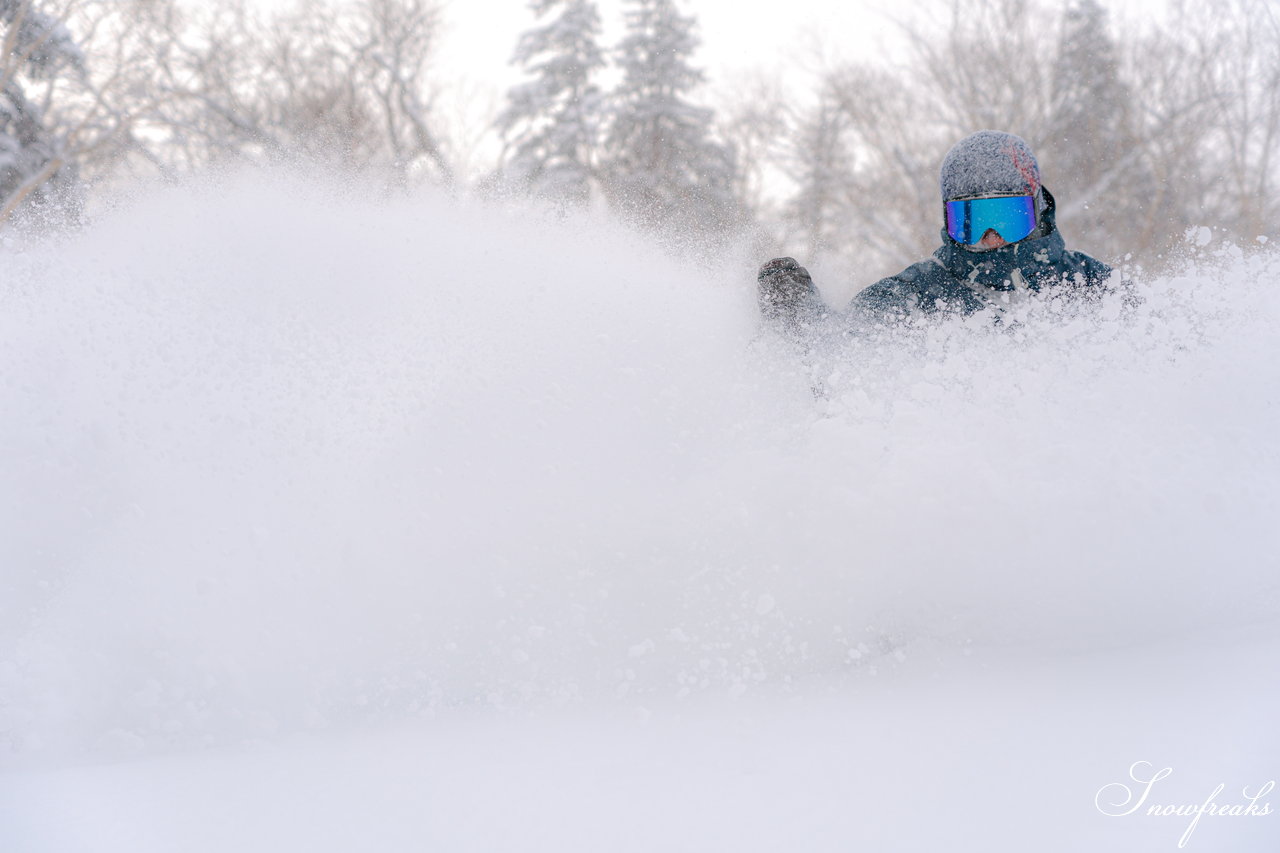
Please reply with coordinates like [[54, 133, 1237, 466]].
[[0, 0, 86, 225], [497, 0, 605, 206], [1045, 0, 1146, 259], [602, 0, 739, 235]]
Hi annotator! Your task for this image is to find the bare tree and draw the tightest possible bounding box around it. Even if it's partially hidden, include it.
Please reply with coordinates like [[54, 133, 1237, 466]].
[[1190, 0, 1280, 242], [761, 0, 1280, 279], [1120, 10, 1224, 256], [136, 0, 452, 188], [353, 0, 452, 186], [766, 0, 1063, 280], [714, 71, 786, 229], [0, 0, 164, 225], [0, 0, 81, 224], [780, 88, 851, 265], [904, 0, 1056, 143], [1042, 0, 1151, 262]]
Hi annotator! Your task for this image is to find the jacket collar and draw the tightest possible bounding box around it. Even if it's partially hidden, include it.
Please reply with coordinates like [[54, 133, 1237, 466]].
[[933, 187, 1067, 292]]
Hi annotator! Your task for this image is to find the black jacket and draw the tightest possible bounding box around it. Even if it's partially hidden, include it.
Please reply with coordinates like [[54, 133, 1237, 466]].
[[759, 188, 1113, 332], [850, 188, 1112, 322]]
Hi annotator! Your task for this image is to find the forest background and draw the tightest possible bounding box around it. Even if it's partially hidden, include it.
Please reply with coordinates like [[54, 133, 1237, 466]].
[[1, 0, 1277, 286]]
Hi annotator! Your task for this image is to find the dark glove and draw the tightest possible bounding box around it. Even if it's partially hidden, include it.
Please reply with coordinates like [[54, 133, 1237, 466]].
[[757, 257, 816, 321]]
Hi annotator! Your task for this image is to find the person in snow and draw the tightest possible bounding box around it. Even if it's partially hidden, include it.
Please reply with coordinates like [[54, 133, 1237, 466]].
[[758, 130, 1112, 331]]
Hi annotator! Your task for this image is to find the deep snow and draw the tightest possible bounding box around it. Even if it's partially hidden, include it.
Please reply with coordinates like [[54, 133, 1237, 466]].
[[1, 178, 1277, 851]]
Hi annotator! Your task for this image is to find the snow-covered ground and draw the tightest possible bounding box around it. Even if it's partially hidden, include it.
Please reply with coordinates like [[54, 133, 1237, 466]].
[[2, 179, 1277, 851]]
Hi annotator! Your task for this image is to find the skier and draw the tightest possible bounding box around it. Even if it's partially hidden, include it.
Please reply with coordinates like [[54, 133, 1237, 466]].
[[758, 130, 1112, 331]]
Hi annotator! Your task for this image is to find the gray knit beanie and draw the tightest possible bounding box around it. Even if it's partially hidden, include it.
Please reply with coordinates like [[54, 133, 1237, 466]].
[[939, 131, 1041, 201]]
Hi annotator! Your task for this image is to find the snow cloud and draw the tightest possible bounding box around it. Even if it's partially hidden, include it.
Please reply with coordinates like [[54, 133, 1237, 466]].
[[1, 178, 1277, 763]]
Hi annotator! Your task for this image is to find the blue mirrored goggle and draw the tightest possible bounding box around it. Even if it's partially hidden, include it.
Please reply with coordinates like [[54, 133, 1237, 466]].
[[945, 194, 1038, 245]]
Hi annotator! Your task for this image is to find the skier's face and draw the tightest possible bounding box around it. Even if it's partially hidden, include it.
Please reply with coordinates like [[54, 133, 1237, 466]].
[[975, 229, 1009, 250]]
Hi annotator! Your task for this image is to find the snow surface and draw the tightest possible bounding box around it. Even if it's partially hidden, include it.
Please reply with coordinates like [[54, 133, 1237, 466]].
[[1, 178, 1277, 851]]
